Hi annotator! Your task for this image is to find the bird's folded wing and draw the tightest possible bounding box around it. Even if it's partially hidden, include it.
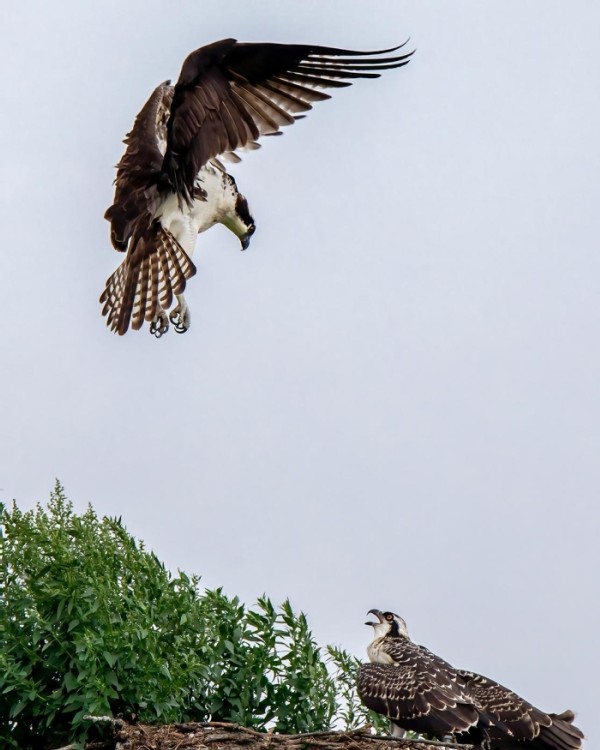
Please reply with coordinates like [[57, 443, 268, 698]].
[[458, 670, 553, 737], [457, 670, 584, 747], [358, 658, 479, 731]]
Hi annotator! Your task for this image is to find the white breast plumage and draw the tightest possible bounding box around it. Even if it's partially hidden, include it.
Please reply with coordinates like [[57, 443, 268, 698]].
[[158, 166, 236, 256], [367, 637, 398, 665]]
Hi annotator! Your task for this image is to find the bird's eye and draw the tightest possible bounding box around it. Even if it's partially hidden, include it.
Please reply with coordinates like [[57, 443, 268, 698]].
[[385, 614, 394, 621]]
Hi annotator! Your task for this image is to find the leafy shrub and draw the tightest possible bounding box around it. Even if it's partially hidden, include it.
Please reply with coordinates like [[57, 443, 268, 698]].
[[326, 646, 389, 734], [0, 483, 380, 749]]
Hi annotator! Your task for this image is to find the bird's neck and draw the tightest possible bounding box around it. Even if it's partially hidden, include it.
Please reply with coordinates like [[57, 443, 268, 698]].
[[367, 635, 404, 664]]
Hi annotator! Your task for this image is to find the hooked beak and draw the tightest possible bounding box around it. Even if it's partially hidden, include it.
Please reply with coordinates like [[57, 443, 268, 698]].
[[365, 608, 384, 627], [240, 224, 256, 251]]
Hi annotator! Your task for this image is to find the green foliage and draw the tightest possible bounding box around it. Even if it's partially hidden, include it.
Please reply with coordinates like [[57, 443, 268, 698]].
[[327, 646, 390, 733], [193, 593, 338, 732], [0, 483, 371, 749]]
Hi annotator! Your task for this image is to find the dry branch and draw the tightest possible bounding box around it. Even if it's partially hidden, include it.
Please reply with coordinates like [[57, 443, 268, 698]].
[[96, 721, 475, 750]]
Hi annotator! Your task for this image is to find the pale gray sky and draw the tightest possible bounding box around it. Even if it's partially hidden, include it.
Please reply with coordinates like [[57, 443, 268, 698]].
[[1, 0, 598, 742]]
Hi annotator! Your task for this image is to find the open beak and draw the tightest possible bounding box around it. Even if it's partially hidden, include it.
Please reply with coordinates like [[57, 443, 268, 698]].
[[365, 608, 384, 627], [240, 224, 256, 251]]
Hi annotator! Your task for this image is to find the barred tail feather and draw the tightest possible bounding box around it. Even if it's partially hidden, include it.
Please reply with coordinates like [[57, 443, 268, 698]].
[[100, 223, 196, 335]]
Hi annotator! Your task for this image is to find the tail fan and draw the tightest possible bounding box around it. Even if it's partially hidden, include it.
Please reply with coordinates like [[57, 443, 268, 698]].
[[100, 223, 196, 335]]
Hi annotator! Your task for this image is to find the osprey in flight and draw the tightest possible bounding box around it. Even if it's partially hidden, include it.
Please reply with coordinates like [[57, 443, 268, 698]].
[[357, 609, 584, 749], [100, 38, 413, 336]]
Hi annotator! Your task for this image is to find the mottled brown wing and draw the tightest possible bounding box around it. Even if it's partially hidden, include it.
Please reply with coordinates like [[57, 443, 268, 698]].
[[105, 83, 174, 251], [459, 670, 551, 738], [458, 670, 584, 750], [100, 222, 196, 335], [358, 642, 481, 736], [162, 38, 414, 202], [379, 636, 471, 688]]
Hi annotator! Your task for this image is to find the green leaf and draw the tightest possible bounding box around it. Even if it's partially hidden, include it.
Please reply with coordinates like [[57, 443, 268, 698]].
[[64, 672, 80, 691], [9, 699, 28, 718]]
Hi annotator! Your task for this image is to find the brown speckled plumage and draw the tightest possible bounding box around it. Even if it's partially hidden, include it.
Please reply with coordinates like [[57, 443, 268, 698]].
[[358, 610, 584, 750]]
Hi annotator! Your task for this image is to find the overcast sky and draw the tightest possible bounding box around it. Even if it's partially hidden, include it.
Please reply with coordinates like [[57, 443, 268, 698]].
[[1, 0, 598, 742]]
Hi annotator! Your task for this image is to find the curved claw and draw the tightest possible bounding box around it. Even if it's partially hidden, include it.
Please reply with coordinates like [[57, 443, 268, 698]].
[[150, 322, 166, 338], [150, 312, 169, 338], [169, 305, 190, 334]]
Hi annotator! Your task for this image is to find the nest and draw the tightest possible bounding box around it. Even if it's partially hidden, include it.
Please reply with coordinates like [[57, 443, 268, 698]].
[[108, 721, 474, 750]]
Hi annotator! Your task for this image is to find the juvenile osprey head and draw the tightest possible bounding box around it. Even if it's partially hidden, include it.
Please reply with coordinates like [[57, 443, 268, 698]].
[[365, 609, 409, 639]]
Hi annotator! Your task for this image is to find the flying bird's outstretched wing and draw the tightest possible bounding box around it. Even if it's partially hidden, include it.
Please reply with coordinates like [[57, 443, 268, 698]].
[[457, 671, 584, 750], [162, 38, 414, 203]]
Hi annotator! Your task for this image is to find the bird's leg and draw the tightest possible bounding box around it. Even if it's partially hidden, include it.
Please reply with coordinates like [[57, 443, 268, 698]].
[[390, 723, 406, 739], [169, 294, 191, 334], [150, 307, 169, 338]]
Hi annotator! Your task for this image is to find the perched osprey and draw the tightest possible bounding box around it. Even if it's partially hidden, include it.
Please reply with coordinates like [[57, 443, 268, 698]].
[[357, 609, 584, 750], [357, 609, 493, 746], [100, 38, 413, 336]]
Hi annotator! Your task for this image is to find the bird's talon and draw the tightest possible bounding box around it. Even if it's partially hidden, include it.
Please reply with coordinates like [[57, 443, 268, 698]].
[[150, 313, 169, 338], [169, 304, 189, 333]]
